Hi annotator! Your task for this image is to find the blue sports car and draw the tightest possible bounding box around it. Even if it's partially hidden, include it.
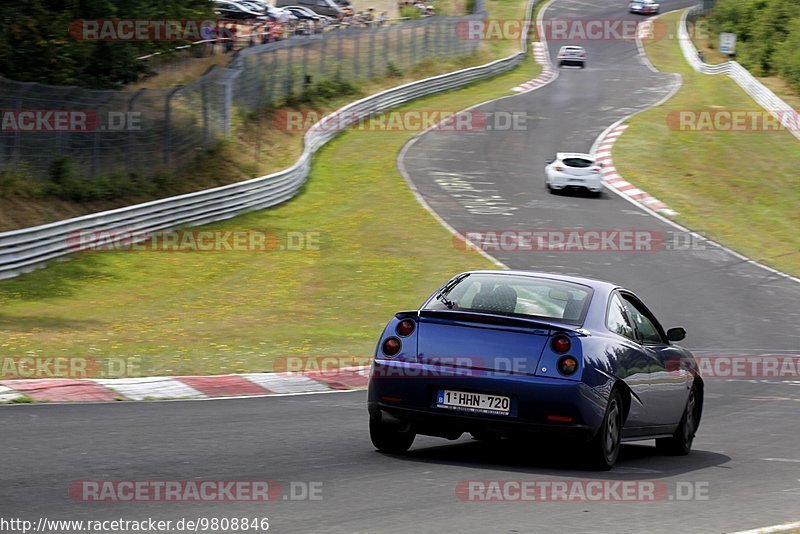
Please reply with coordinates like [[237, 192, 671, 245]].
[[367, 271, 703, 469]]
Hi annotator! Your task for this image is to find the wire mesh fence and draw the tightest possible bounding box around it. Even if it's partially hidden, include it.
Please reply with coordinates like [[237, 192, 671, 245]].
[[0, 10, 484, 186]]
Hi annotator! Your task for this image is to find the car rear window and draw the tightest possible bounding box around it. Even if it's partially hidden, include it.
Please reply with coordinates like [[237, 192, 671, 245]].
[[423, 273, 593, 324], [562, 158, 594, 168]]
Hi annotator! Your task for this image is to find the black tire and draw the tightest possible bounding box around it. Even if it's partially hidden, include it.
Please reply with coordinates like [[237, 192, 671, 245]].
[[587, 390, 623, 470], [656, 387, 699, 455], [370, 417, 415, 454]]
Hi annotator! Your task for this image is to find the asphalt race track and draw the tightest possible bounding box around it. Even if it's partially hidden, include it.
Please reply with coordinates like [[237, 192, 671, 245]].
[[3, 0, 800, 533]]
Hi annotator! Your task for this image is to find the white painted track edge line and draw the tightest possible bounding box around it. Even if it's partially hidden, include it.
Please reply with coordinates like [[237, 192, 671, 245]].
[[727, 521, 800, 534]]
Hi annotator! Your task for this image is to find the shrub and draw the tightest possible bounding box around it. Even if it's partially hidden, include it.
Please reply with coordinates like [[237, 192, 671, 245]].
[[400, 6, 422, 19]]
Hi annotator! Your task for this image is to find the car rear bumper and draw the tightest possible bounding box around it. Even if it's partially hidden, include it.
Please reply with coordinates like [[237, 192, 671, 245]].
[[558, 58, 585, 66], [367, 360, 607, 440], [546, 171, 604, 192]]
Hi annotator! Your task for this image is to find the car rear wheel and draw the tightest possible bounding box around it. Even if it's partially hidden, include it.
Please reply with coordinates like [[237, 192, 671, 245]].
[[587, 390, 623, 470], [656, 387, 698, 455], [370, 417, 415, 453]]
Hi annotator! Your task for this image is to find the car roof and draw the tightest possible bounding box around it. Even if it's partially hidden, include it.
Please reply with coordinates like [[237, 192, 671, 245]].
[[453, 270, 620, 292], [560, 45, 585, 50], [557, 152, 594, 160]]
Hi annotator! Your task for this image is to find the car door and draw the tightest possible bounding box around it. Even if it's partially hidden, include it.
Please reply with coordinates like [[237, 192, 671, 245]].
[[619, 292, 688, 427], [605, 292, 652, 428]]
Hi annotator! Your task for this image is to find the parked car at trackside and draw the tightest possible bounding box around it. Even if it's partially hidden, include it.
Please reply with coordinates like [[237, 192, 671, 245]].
[[368, 271, 703, 469], [284, 5, 333, 23], [545, 152, 604, 195], [276, 0, 343, 18], [213, 0, 270, 20], [239, 0, 299, 20]]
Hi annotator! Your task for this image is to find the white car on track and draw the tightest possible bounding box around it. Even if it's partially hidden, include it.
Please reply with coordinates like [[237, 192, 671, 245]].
[[545, 153, 604, 195], [557, 45, 586, 68]]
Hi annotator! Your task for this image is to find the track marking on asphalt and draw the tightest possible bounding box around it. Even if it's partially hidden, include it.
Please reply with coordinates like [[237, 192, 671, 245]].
[[93, 376, 206, 401], [761, 458, 800, 463], [729, 521, 800, 534], [0, 385, 24, 402]]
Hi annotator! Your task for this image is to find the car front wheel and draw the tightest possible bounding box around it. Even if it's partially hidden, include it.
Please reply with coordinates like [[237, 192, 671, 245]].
[[587, 390, 623, 469], [370, 417, 415, 453], [656, 387, 698, 455]]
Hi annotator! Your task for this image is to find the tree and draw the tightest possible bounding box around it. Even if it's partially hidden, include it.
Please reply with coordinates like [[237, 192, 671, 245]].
[[0, 0, 215, 88]]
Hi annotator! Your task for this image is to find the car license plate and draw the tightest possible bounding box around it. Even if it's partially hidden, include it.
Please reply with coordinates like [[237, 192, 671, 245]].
[[569, 177, 584, 182], [437, 389, 511, 415]]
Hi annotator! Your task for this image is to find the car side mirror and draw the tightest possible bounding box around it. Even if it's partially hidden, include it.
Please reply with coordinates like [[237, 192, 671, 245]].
[[597, 162, 605, 168], [667, 327, 686, 342], [545, 159, 554, 164]]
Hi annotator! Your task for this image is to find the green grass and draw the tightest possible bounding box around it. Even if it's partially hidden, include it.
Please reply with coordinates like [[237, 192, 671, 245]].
[[0, 1, 541, 377], [613, 10, 800, 277]]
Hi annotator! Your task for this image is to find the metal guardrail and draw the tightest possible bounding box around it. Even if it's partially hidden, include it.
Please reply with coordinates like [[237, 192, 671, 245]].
[[0, 42, 526, 280], [680, 6, 800, 142]]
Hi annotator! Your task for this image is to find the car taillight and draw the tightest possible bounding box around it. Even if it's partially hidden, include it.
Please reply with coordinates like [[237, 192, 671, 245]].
[[557, 356, 579, 376], [592, 167, 601, 173], [382, 337, 401, 357], [396, 319, 415, 337], [555, 165, 564, 171], [551, 335, 571, 354]]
